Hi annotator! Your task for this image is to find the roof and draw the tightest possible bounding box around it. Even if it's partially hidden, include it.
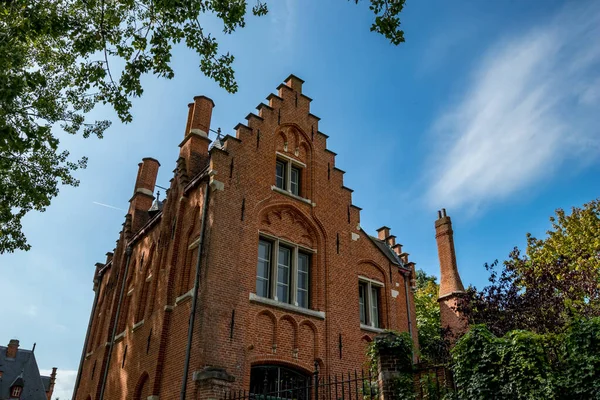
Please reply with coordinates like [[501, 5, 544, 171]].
[[366, 234, 406, 267], [0, 346, 48, 400], [40, 376, 51, 392]]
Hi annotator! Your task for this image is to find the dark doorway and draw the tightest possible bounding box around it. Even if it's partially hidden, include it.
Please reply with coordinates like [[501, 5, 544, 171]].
[[250, 365, 310, 399]]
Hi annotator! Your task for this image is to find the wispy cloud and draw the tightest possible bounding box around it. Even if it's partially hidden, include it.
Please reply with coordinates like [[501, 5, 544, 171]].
[[92, 201, 125, 212], [426, 3, 600, 211], [41, 369, 77, 400], [270, 0, 296, 52]]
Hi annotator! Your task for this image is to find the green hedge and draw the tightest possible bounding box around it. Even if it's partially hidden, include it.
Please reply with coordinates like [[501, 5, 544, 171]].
[[451, 317, 600, 400]]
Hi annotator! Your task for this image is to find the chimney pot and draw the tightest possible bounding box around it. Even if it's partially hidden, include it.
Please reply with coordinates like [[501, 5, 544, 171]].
[[6, 339, 19, 358], [188, 96, 215, 136], [442, 208, 447, 217], [438, 210, 442, 219]]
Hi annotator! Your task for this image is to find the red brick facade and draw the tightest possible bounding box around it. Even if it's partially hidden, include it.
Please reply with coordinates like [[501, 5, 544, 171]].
[[73, 75, 419, 400]]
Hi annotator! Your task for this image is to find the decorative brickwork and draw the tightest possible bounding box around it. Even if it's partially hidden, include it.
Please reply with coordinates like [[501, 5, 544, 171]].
[[73, 75, 419, 400]]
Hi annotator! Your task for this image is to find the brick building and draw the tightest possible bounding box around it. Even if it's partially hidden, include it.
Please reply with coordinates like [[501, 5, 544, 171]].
[[72, 75, 422, 400], [0, 340, 57, 400]]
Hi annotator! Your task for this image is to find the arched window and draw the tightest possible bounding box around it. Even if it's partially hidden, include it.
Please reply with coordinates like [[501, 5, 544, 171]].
[[250, 365, 310, 399]]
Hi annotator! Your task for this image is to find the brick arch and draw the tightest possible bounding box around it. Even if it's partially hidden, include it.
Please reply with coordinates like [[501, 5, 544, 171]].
[[255, 309, 277, 354], [133, 371, 149, 400], [277, 123, 313, 152], [298, 320, 318, 360], [258, 204, 320, 250], [278, 315, 298, 351], [357, 260, 387, 283], [250, 358, 314, 377], [178, 205, 200, 295]]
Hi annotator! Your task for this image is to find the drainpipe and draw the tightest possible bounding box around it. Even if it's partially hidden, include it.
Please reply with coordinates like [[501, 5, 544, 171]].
[[72, 273, 103, 400], [99, 246, 133, 400], [403, 270, 415, 361], [181, 181, 211, 400]]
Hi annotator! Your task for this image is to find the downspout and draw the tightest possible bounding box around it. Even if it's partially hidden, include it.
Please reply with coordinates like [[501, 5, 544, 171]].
[[181, 181, 211, 400], [403, 270, 415, 361], [99, 246, 133, 400], [403, 271, 413, 339], [71, 274, 102, 400]]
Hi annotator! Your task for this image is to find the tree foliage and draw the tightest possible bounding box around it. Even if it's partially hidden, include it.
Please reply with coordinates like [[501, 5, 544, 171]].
[[458, 199, 600, 336], [451, 318, 600, 400], [414, 269, 451, 364], [0, 0, 406, 253]]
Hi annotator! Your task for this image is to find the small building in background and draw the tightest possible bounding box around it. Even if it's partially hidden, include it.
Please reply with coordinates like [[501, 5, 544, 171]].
[[0, 339, 57, 400]]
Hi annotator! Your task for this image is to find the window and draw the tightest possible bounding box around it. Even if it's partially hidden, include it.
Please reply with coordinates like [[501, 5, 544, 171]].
[[250, 365, 310, 399], [11, 386, 22, 398], [256, 237, 311, 308], [359, 279, 382, 328], [275, 157, 303, 196]]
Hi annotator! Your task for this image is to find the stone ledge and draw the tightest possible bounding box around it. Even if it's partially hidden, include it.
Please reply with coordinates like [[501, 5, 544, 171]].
[[175, 289, 194, 305], [271, 186, 314, 206], [249, 293, 325, 320], [193, 367, 235, 383], [132, 320, 145, 332], [114, 330, 126, 343], [360, 324, 385, 334]]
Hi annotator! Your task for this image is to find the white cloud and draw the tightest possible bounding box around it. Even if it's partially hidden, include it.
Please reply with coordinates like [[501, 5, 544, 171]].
[[426, 3, 600, 211], [40, 369, 78, 400]]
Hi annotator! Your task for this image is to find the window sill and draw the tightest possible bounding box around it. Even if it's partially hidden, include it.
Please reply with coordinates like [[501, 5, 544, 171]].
[[175, 289, 193, 305], [114, 330, 126, 343], [271, 186, 314, 206], [132, 320, 144, 332], [360, 324, 385, 334], [85, 351, 93, 359], [249, 293, 325, 320]]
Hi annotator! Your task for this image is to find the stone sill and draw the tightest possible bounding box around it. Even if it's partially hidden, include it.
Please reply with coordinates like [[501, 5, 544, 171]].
[[271, 186, 315, 207], [114, 330, 126, 343], [132, 320, 144, 332], [360, 324, 385, 334], [249, 293, 325, 320], [175, 289, 194, 305], [85, 351, 93, 359]]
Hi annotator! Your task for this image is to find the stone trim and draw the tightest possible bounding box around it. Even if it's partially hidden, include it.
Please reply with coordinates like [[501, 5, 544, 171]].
[[437, 291, 466, 301], [85, 351, 93, 359], [249, 293, 325, 320], [114, 330, 126, 343], [175, 289, 194, 305], [275, 151, 307, 168], [164, 305, 174, 311], [271, 186, 313, 206], [132, 320, 145, 332], [188, 236, 201, 250], [360, 324, 385, 334]]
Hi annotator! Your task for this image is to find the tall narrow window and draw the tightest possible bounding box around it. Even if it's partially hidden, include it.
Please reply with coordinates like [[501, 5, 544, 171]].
[[358, 282, 367, 324], [359, 279, 383, 328], [297, 252, 310, 308], [255, 237, 312, 309], [275, 160, 286, 190], [256, 240, 272, 298], [276, 246, 291, 303], [290, 166, 301, 196], [371, 286, 380, 328]]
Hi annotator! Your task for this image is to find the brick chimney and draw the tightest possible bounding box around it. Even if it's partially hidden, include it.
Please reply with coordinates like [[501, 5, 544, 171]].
[[284, 74, 304, 93], [180, 96, 214, 177], [435, 209, 467, 338], [376, 226, 390, 241], [128, 158, 160, 233], [46, 367, 57, 400], [6, 339, 19, 358]]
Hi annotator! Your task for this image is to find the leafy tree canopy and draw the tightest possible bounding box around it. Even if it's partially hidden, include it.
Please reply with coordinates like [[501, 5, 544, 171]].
[[0, 0, 406, 253], [459, 198, 600, 336]]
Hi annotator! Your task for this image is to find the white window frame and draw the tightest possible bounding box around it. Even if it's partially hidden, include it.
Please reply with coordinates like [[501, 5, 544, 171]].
[[358, 277, 383, 329], [257, 233, 314, 309], [275, 153, 305, 196]]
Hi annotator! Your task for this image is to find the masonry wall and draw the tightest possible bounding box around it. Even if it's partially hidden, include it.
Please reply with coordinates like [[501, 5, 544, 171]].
[[73, 76, 418, 400]]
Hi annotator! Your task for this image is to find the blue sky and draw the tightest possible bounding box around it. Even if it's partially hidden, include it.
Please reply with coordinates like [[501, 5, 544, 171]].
[[2, 1, 599, 397]]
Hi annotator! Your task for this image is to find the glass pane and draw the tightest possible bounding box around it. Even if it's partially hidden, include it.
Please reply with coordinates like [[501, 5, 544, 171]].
[[291, 167, 300, 195], [359, 283, 367, 324], [371, 286, 380, 328], [256, 241, 271, 297], [297, 253, 309, 290], [297, 289, 308, 309], [276, 161, 286, 189], [277, 246, 291, 303]]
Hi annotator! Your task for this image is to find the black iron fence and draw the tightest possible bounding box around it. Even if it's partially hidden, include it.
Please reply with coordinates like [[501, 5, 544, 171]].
[[221, 364, 454, 400]]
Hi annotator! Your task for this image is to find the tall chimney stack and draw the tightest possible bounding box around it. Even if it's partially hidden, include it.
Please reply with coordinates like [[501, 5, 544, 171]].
[[435, 210, 467, 339], [6, 339, 19, 358], [46, 367, 57, 400], [128, 158, 160, 233], [180, 96, 214, 177]]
